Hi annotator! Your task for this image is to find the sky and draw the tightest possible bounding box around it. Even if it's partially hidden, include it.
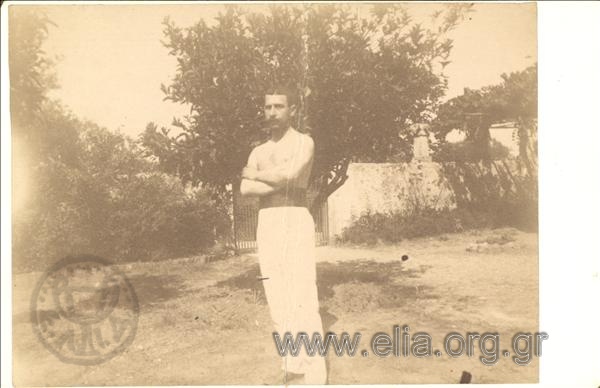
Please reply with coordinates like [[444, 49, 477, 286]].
[[36, 3, 537, 139]]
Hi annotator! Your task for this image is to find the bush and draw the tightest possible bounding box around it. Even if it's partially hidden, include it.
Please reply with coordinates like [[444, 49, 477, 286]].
[[105, 172, 229, 261], [338, 200, 536, 245], [433, 139, 512, 163], [13, 125, 231, 272], [441, 160, 537, 231], [339, 208, 466, 245]]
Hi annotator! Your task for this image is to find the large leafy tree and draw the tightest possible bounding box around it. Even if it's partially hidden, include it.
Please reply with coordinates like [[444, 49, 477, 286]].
[[9, 7, 82, 170], [10, 8, 226, 267], [432, 64, 537, 166], [9, 8, 56, 129], [143, 4, 472, 208]]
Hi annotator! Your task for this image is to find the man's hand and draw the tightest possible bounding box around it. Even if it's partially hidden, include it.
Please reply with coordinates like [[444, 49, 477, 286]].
[[242, 167, 258, 180]]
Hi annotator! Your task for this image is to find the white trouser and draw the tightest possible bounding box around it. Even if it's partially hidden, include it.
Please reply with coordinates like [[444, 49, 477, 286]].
[[257, 206, 326, 379]]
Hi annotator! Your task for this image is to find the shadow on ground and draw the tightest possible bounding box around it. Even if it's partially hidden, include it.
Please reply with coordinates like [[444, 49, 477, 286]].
[[14, 274, 187, 324], [126, 274, 186, 308], [215, 260, 438, 331]]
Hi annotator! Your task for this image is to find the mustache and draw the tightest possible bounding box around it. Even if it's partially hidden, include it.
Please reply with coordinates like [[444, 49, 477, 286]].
[[264, 119, 283, 129]]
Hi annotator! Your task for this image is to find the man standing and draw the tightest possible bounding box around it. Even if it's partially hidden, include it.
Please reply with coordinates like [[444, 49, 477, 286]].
[[240, 86, 327, 384]]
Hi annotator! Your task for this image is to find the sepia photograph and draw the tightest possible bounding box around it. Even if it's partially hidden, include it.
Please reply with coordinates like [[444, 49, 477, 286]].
[[4, 2, 544, 385]]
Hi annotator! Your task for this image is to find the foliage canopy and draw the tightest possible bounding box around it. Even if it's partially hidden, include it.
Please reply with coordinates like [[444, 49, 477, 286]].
[[143, 4, 473, 206], [431, 64, 537, 163]]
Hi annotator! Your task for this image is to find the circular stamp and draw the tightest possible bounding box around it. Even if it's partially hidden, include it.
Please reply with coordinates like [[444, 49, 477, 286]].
[[31, 254, 139, 365]]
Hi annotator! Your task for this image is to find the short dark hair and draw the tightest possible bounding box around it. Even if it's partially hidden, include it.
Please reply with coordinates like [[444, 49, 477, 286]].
[[265, 84, 299, 107]]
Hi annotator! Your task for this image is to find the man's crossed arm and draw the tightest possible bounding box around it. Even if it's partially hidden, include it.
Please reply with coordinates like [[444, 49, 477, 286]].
[[242, 136, 314, 189], [240, 147, 278, 197], [240, 136, 314, 197], [240, 178, 278, 197]]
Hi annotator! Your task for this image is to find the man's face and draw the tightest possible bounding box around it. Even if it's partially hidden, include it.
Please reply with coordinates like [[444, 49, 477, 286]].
[[264, 94, 294, 132]]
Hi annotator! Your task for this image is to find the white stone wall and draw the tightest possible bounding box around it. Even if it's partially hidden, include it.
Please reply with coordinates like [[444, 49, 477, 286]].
[[327, 162, 456, 238]]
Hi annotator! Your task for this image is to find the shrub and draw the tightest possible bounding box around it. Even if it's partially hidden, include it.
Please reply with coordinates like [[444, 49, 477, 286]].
[[105, 172, 230, 261], [441, 160, 538, 231], [13, 125, 231, 272], [338, 202, 536, 246], [338, 208, 466, 245]]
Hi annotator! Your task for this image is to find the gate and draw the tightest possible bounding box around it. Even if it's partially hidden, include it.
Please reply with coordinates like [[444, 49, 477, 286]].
[[233, 193, 329, 251]]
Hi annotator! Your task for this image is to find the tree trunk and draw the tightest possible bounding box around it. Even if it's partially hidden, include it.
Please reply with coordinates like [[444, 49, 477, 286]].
[[310, 158, 350, 214]]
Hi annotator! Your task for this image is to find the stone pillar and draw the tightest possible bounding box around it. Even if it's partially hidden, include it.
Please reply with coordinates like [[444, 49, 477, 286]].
[[411, 123, 432, 162]]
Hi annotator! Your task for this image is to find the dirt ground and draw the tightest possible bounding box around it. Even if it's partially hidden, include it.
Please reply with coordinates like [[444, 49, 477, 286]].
[[12, 227, 538, 386]]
